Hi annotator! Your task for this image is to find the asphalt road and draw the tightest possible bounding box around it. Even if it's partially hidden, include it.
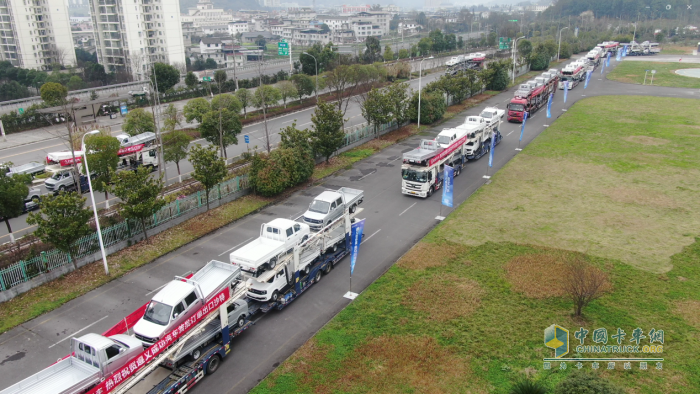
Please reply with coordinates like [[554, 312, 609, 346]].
[[3, 56, 698, 393]]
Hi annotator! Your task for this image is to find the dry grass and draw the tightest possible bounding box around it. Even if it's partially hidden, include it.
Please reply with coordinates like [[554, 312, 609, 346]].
[[333, 335, 486, 394], [397, 241, 469, 270], [276, 338, 331, 378], [402, 274, 484, 321], [504, 253, 567, 298], [438, 156, 700, 273], [674, 300, 700, 329], [624, 135, 670, 146]]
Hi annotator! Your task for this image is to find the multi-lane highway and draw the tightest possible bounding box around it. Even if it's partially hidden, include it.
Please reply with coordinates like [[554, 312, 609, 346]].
[[2, 56, 698, 392]]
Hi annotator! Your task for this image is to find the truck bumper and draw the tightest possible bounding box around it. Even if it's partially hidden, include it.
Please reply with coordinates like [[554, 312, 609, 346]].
[[402, 188, 427, 198], [247, 292, 271, 302], [508, 116, 523, 123]]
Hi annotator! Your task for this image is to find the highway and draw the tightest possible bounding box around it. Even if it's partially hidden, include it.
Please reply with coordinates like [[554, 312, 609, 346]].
[[2, 56, 698, 392]]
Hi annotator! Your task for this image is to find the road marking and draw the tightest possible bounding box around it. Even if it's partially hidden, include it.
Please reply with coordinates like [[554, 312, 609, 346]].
[[361, 229, 381, 244], [48, 315, 110, 348], [297, 122, 312, 127], [506, 130, 514, 136], [388, 156, 401, 163], [280, 120, 294, 124], [357, 170, 376, 181], [145, 282, 170, 296], [218, 237, 254, 256], [399, 202, 417, 216]]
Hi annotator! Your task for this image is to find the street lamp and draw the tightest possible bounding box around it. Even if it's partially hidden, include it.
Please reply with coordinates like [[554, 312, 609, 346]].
[[80, 130, 109, 275], [302, 52, 318, 103], [417, 56, 434, 131], [557, 27, 569, 61], [512, 36, 526, 84]]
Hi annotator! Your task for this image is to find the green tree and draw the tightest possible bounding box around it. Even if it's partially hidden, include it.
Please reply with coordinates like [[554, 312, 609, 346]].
[[279, 121, 312, 152], [518, 39, 533, 58], [385, 82, 410, 125], [487, 31, 497, 46], [189, 144, 227, 211], [416, 12, 427, 26], [255, 35, 267, 48], [360, 88, 391, 135], [363, 36, 382, 63], [408, 92, 445, 124], [290, 74, 314, 101], [111, 166, 165, 242], [418, 37, 433, 55], [122, 108, 155, 136], [214, 69, 227, 93], [429, 30, 445, 52], [249, 152, 288, 197], [457, 36, 464, 50], [27, 192, 93, 270], [0, 172, 30, 243], [398, 48, 409, 59], [559, 42, 572, 59], [204, 58, 218, 70], [252, 85, 281, 112], [234, 88, 253, 118], [185, 72, 198, 89], [554, 370, 624, 394], [66, 75, 85, 91], [485, 59, 510, 91], [163, 103, 182, 131], [211, 93, 242, 114], [276, 80, 297, 108], [199, 108, 241, 158], [150, 62, 180, 92], [83, 133, 120, 207], [310, 99, 344, 163], [183, 97, 211, 123], [383, 45, 394, 61], [530, 45, 550, 70], [162, 130, 192, 182], [40, 82, 68, 106]]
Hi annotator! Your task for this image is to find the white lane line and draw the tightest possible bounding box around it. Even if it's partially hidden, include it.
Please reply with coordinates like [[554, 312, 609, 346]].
[[297, 122, 312, 127], [399, 202, 417, 216], [361, 229, 381, 244], [218, 237, 254, 256], [145, 282, 170, 296], [357, 170, 376, 181], [280, 119, 294, 124], [506, 130, 515, 136], [48, 316, 110, 349], [389, 156, 402, 163]]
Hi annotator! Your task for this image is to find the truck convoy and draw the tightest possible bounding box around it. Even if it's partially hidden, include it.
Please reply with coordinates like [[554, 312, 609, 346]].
[[445, 52, 486, 75]]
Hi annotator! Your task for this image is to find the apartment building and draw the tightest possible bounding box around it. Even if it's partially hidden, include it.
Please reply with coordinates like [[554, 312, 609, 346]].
[[228, 20, 249, 36], [181, 0, 233, 28], [89, 0, 186, 80], [0, 0, 76, 69], [351, 21, 381, 39], [291, 28, 329, 46], [316, 15, 349, 31], [351, 12, 389, 36]]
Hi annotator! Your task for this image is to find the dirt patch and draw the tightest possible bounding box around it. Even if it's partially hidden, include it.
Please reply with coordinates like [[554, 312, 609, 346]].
[[402, 274, 483, 321], [674, 300, 700, 329], [276, 338, 330, 377], [604, 187, 679, 209], [504, 253, 568, 298], [624, 135, 670, 146], [333, 335, 486, 394], [397, 241, 469, 270]]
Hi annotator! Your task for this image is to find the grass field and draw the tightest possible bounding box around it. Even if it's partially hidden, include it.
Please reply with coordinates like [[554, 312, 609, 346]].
[[659, 46, 697, 55], [251, 96, 700, 394], [607, 61, 700, 88]]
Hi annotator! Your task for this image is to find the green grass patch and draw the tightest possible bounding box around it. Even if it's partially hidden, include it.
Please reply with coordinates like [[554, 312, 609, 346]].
[[252, 95, 700, 394], [659, 46, 696, 55], [607, 61, 700, 88]]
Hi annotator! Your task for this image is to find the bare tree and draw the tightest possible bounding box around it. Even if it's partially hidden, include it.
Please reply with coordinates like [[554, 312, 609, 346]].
[[561, 258, 609, 317], [52, 46, 68, 66]]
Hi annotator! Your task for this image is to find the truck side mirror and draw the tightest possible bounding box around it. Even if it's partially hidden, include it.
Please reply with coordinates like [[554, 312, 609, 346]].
[[173, 313, 179, 319]]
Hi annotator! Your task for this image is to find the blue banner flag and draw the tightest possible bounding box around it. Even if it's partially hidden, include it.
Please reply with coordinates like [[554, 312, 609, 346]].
[[584, 70, 592, 89], [622, 45, 627, 57], [546, 93, 553, 118], [488, 131, 496, 168], [520, 111, 528, 141], [616, 49, 621, 61], [601, 61, 606, 74], [349, 219, 365, 275], [441, 165, 454, 208], [606, 52, 610, 67], [563, 81, 568, 103]]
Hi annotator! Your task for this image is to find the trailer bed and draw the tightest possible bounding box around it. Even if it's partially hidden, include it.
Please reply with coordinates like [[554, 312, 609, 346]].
[[1, 357, 98, 394], [189, 260, 240, 300]]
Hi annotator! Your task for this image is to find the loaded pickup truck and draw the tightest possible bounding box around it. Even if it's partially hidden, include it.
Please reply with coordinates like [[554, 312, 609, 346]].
[[302, 188, 364, 231], [2, 162, 45, 178], [115, 132, 156, 148], [0, 333, 142, 394], [133, 260, 241, 347], [478, 107, 505, 131], [230, 218, 311, 277]]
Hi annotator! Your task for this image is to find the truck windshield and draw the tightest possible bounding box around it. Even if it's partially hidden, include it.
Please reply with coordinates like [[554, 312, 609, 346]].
[[402, 168, 428, 183], [480, 112, 493, 118], [509, 104, 525, 112], [309, 200, 330, 214], [436, 135, 452, 145], [50, 173, 64, 180], [143, 301, 172, 326]]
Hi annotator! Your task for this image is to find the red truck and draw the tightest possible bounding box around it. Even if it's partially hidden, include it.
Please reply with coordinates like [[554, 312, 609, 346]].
[[507, 79, 548, 123]]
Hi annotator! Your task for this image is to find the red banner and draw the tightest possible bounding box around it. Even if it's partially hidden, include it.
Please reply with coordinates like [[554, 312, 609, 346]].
[[429, 135, 467, 167], [117, 144, 145, 156], [59, 157, 82, 166], [87, 286, 230, 394]]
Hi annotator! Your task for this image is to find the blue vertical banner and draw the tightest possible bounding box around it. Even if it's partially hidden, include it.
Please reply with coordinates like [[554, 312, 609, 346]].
[[584, 70, 592, 89], [563, 81, 568, 103], [622, 45, 627, 57], [606, 52, 611, 67], [601, 61, 606, 74], [546, 93, 553, 118], [441, 165, 454, 208], [488, 131, 496, 168], [520, 111, 528, 141], [616, 49, 622, 61], [349, 219, 365, 275]]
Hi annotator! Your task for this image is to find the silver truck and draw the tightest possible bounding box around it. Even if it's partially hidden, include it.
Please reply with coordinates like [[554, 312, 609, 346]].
[[0, 333, 142, 394], [115, 132, 156, 147], [478, 107, 505, 131], [302, 188, 364, 231], [133, 260, 241, 347], [2, 162, 45, 178], [44, 171, 91, 194]]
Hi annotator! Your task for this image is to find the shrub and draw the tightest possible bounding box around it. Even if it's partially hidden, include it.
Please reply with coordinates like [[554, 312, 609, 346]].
[[249, 147, 314, 197], [554, 370, 624, 394], [510, 379, 547, 394], [408, 92, 446, 125]]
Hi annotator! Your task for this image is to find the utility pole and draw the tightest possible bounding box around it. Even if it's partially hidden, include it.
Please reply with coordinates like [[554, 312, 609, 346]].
[[258, 56, 271, 153]]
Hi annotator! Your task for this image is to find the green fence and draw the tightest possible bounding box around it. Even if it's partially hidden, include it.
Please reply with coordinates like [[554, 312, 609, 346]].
[[0, 175, 249, 292]]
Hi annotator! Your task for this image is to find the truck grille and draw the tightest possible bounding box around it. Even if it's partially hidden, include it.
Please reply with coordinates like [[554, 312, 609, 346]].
[[303, 217, 322, 224], [135, 334, 156, 344], [248, 288, 266, 295], [405, 183, 422, 190]]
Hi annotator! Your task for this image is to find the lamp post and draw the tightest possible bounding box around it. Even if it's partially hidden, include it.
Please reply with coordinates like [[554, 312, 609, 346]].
[[417, 56, 434, 131], [557, 26, 569, 61], [302, 52, 318, 103], [512, 35, 526, 84], [81, 130, 109, 275]]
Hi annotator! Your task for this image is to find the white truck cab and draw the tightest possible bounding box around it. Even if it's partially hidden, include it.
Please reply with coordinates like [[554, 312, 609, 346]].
[[134, 280, 202, 346]]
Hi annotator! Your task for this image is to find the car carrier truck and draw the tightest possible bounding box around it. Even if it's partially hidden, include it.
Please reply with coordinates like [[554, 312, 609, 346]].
[[302, 188, 364, 231], [401, 137, 467, 198]]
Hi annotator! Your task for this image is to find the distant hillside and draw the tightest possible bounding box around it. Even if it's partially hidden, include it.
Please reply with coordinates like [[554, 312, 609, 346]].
[[543, 0, 693, 20]]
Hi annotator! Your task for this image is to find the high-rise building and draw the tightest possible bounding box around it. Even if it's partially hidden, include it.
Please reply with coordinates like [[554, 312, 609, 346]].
[[88, 0, 186, 80], [0, 0, 76, 69]]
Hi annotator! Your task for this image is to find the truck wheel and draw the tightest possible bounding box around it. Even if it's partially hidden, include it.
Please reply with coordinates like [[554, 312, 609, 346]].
[[59, 185, 66, 192], [323, 263, 332, 274], [332, 243, 338, 252], [349, 204, 356, 213], [303, 265, 310, 276], [427, 186, 434, 197], [268, 258, 277, 270], [237, 315, 246, 328], [314, 270, 322, 283], [271, 291, 280, 302], [192, 347, 201, 360], [206, 355, 221, 375]]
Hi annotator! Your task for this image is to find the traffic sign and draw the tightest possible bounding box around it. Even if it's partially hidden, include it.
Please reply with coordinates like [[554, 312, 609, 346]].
[[509, 19, 518, 22], [651, 70, 656, 74], [244, 135, 250, 144], [18, 108, 24, 115], [120, 104, 128, 115], [202, 76, 211, 82], [278, 41, 289, 56]]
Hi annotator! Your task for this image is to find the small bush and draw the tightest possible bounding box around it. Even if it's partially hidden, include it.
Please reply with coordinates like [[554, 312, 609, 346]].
[[408, 92, 446, 125], [510, 379, 547, 394], [554, 370, 624, 394]]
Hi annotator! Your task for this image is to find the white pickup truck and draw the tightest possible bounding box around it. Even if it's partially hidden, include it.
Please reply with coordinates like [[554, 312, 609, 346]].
[[230, 218, 311, 277], [0, 333, 142, 394], [116, 132, 156, 147], [301, 188, 364, 231], [2, 162, 45, 178], [462, 116, 496, 159], [133, 260, 241, 346], [478, 107, 505, 131]]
